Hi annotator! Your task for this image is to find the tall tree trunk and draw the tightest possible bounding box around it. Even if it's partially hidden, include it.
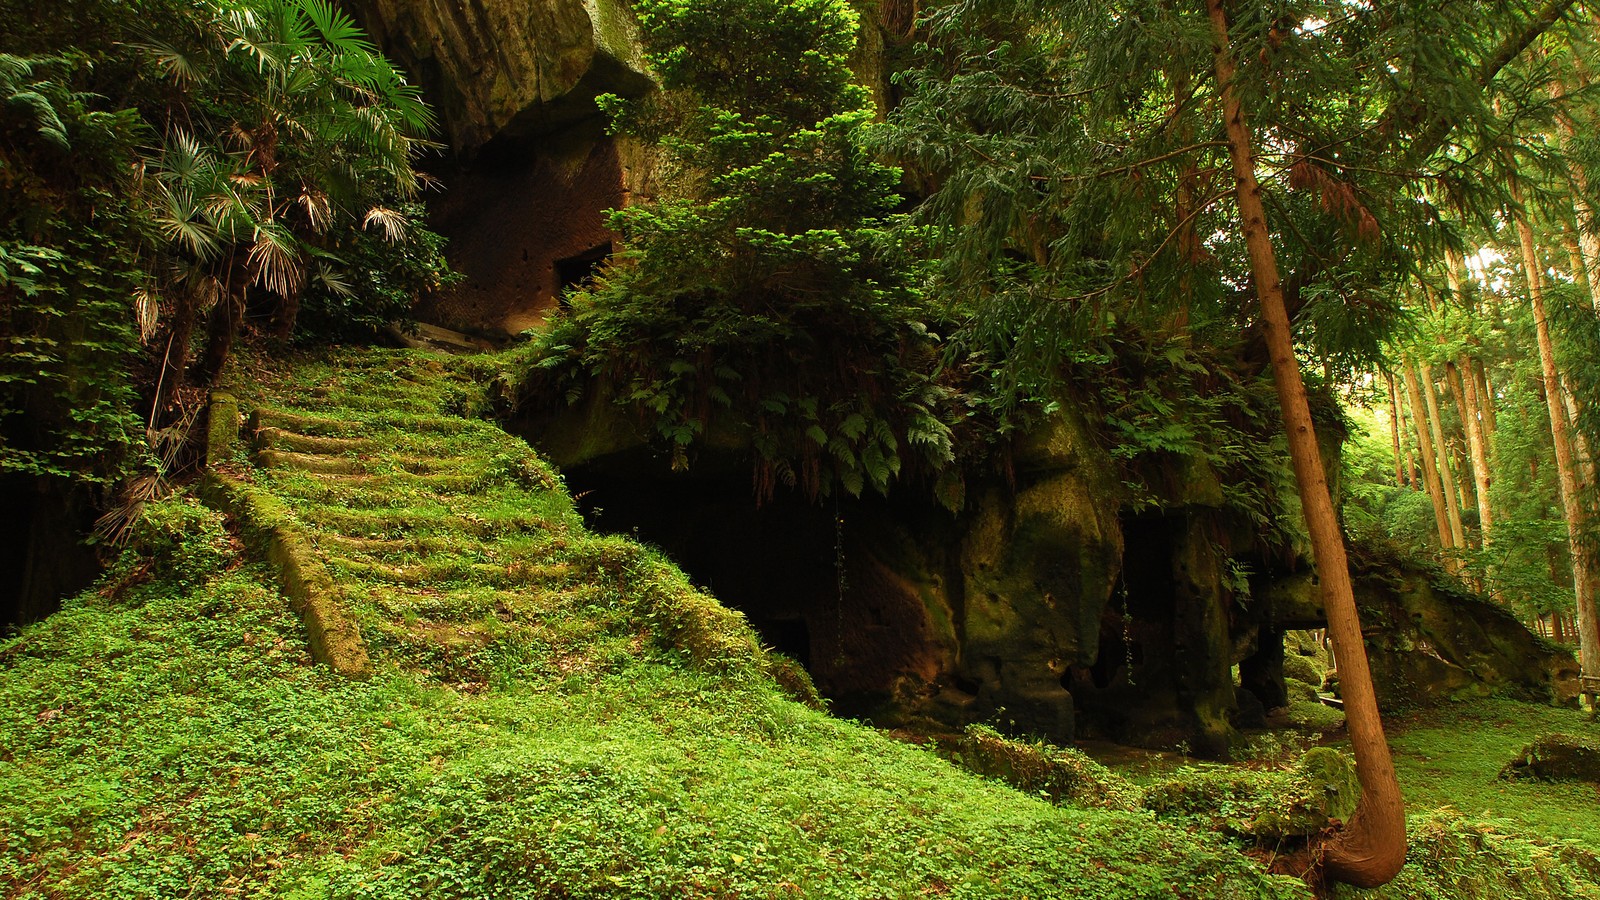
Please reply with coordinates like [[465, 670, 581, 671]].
[[1551, 74, 1600, 311], [1403, 361, 1455, 554], [1473, 356, 1497, 439], [1444, 249, 1493, 546], [1208, 1, 1405, 886], [1512, 187, 1600, 680], [1443, 363, 1480, 542], [1386, 371, 1407, 487], [1420, 360, 1467, 554], [1457, 358, 1493, 546]]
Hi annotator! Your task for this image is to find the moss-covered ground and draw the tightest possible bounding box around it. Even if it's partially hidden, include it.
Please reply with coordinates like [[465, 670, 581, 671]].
[[1, 349, 1305, 899], [3, 347, 1598, 898]]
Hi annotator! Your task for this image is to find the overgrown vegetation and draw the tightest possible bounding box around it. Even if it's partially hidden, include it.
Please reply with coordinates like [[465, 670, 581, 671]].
[[0, 0, 451, 497], [5, 347, 1328, 899], [512, 0, 959, 502]]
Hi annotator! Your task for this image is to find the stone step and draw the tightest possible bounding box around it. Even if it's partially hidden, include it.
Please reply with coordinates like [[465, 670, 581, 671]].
[[256, 448, 364, 475], [253, 426, 373, 456], [325, 554, 574, 589]]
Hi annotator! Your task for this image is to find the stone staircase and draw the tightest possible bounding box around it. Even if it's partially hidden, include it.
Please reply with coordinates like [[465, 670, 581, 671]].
[[201, 349, 776, 691]]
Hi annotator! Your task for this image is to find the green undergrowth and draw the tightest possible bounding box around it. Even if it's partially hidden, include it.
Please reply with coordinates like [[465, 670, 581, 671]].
[[1380, 699, 1600, 848], [6, 347, 1599, 898], [2, 348, 1311, 897], [0, 509, 1307, 898]]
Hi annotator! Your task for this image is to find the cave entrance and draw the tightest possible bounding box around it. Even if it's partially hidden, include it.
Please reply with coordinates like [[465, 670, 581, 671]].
[[559, 458, 955, 718], [1066, 514, 1184, 743], [565, 463, 837, 672], [0, 475, 102, 631], [554, 242, 613, 300]]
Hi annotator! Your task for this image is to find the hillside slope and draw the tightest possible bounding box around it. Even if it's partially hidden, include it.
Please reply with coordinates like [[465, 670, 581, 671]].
[[1, 349, 1309, 899]]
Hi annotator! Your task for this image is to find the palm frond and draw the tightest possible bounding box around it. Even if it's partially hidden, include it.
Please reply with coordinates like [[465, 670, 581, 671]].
[[363, 205, 408, 241]]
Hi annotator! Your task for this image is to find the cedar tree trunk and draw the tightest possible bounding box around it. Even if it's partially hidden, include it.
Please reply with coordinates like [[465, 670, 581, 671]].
[[1207, 0, 1406, 886]]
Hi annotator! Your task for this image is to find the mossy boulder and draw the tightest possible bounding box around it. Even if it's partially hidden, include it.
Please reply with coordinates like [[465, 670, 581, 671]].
[[1500, 733, 1600, 784], [1282, 651, 1325, 690], [955, 725, 1143, 812], [1144, 747, 1360, 840], [1261, 543, 1581, 709]]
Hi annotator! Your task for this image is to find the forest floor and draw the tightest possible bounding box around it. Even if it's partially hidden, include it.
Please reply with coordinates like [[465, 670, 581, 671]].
[[1, 347, 1597, 899]]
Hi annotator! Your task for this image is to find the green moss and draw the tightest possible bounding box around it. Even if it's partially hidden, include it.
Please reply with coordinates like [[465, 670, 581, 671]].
[[1143, 747, 1359, 840], [1282, 652, 1325, 689], [1379, 699, 1600, 847], [1286, 700, 1345, 732], [0, 500, 1308, 899], [956, 724, 1144, 812]]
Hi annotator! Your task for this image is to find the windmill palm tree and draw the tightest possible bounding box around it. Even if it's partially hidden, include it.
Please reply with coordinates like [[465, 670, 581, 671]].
[[133, 0, 434, 414]]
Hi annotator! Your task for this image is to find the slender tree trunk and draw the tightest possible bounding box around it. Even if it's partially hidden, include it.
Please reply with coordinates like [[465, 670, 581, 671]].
[[1420, 360, 1467, 554], [1458, 357, 1493, 546], [1512, 188, 1600, 680], [1386, 371, 1407, 487], [1473, 357, 1497, 439], [1403, 361, 1454, 554], [1443, 364, 1478, 534], [1552, 75, 1600, 311], [1444, 249, 1493, 546], [1208, 1, 1405, 885]]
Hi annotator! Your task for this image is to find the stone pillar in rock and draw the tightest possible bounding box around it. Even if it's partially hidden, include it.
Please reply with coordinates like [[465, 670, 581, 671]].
[[959, 412, 1123, 744], [1169, 512, 1241, 757]]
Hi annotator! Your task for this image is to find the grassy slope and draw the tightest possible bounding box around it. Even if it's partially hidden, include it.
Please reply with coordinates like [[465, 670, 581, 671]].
[[0, 349, 1306, 899]]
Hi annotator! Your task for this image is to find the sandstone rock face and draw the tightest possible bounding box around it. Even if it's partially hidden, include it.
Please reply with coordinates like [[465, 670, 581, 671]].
[[350, 0, 652, 153], [1268, 542, 1581, 708], [959, 412, 1123, 744], [348, 0, 658, 338]]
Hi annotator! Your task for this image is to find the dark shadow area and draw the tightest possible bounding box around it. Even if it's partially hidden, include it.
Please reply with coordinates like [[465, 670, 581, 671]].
[[1, 475, 102, 632], [555, 242, 613, 300], [568, 461, 838, 667], [1066, 513, 1182, 744], [562, 458, 962, 719]]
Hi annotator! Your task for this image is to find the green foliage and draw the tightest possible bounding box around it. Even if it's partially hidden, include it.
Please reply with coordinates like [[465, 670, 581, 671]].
[[1328, 811, 1600, 900], [1, 348, 1316, 899], [296, 203, 460, 341], [0, 0, 449, 495], [518, 0, 957, 501], [123, 494, 234, 590], [0, 53, 145, 483]]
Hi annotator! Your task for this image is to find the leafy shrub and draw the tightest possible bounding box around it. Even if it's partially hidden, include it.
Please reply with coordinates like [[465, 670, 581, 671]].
[[516, 0, 957, 501], [125, 495, 234, 591]]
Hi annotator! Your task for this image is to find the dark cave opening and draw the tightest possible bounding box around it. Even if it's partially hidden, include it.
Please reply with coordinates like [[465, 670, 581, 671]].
[[565, 460, 838, 670], [1067, 514, 1186, 743], [0, 475, 102, 632], [560, 457, 959, 718], [554, 242, 613, 299]]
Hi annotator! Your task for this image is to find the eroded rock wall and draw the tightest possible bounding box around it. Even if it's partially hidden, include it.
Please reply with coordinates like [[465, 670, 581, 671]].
[[349, 0, 651, 153], [348, 0, 656, 338]]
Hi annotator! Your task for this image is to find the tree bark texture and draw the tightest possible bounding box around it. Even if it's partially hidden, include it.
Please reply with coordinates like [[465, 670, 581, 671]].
[[1512, 191, 1600, 679], [1403, 361, 1455, 554], [1208, 1, 1406, 886]]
